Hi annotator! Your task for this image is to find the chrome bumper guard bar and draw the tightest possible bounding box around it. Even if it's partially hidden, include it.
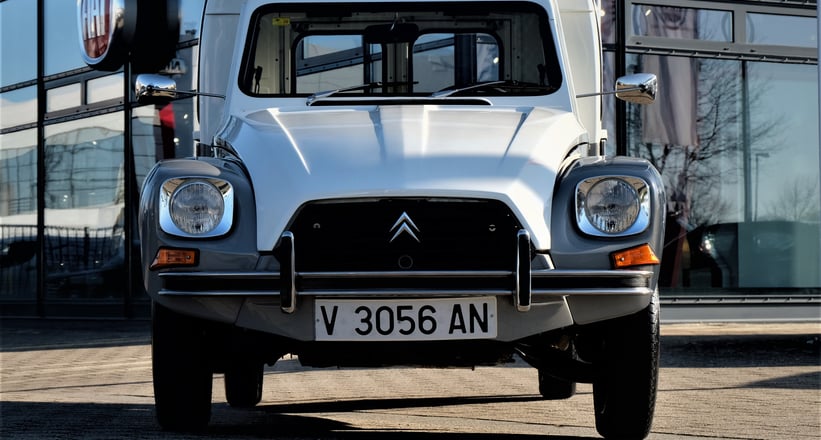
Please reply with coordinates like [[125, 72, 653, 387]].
[[157, 230, 654, 313]]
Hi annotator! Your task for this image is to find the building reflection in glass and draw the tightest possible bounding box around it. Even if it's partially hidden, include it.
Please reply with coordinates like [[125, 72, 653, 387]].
[[625, 53, 820, 290], [42, 113, 125, 299], [1, 129, 38, 299]]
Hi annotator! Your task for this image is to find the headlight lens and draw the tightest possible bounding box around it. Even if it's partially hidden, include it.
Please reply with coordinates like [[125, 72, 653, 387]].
[[170, 181, 224, 234], [576, 176, 650, 236], [159, 178, 234, 237]]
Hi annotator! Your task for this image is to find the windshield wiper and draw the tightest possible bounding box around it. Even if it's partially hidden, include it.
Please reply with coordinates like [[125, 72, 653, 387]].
[[430, 80, 557, 98], [307, 81, 416, 106]]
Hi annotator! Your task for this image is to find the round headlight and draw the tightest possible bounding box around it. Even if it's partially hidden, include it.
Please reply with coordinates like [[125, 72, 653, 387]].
[[169, 180, 225, 235], [583, 178, 640, 234]]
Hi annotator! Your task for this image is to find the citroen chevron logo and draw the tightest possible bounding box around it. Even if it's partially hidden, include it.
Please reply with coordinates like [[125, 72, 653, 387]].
[[389, 212, 421, 243]]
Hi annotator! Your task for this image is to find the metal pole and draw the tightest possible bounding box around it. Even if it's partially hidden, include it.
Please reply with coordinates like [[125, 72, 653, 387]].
[[742, 61, 752, 223], [817, 2, 821, 287], [615, 0, 627, 155], [36, 0, 46, 317], [123, 60, 134, 319]]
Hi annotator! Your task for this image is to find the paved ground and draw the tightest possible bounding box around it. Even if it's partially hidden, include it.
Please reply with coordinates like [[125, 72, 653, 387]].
[[1, 319, 819, 439]]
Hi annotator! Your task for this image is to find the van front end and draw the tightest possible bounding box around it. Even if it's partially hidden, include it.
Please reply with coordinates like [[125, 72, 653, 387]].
[[128, 0, 665, 438], [139, 141, 664, 437]]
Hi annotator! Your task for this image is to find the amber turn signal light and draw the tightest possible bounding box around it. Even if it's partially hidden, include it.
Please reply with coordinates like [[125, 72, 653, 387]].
[[150, 247, 198, 270], [611, 244, 659, 269]]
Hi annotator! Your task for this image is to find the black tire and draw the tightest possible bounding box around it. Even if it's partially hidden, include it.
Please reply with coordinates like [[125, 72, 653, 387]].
[[538, 370, 576, 399], [592, 290, 660, 440], [152, 303, 213, 431], [225, 362, 264, 408]]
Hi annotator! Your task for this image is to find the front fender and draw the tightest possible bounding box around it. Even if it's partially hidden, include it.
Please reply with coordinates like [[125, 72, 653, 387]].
[[550, 155, 666, 322], [138, 157, 260, 314]]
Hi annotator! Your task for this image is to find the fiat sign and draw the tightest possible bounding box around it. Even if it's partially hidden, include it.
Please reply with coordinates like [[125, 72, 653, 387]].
[[77, 0, 131, 70], [79, 0, 111, 59], [77, 0, 180, 73]]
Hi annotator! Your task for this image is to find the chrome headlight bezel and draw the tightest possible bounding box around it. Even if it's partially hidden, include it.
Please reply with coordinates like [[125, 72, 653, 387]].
[[575, 176, 651, 237], [159, 177, 234, 238]]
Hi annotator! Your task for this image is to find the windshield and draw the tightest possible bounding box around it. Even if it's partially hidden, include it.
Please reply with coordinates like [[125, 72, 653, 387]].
[[239, 2, 562, 97]]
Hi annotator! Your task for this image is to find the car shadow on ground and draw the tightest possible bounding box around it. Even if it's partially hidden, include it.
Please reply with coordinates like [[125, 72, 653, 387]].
[[1, 400, 598, 440], [256, 394, 545, 414]]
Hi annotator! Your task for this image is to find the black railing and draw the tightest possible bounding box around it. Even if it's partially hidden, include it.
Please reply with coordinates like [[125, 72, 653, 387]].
[[1, 224, 124, 297]]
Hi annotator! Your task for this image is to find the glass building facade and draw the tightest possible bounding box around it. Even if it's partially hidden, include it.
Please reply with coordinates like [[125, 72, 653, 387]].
[[1, 0, 818, 318]]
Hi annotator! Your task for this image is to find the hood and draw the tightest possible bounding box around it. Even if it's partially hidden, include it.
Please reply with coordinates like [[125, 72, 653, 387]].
[[220, 105, 587, 251]]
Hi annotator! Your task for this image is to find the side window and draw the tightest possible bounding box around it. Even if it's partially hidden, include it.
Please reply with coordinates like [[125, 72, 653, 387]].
[[412, 33, 499, 92]]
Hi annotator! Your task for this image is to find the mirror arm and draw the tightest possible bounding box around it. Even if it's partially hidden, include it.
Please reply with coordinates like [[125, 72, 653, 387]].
[[171, 90, 226, 99], [138, 86, 225, 100], [576, 86, 645, 99]]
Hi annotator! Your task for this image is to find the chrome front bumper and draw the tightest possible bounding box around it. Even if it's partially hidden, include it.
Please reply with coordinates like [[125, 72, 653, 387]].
[[157, 230, 655, 315]]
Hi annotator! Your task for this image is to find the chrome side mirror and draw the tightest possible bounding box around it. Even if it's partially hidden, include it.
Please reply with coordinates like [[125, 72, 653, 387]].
[[135, 73, 224, 103], [615, 73, 657, 105], [135, 74, 179, 103]]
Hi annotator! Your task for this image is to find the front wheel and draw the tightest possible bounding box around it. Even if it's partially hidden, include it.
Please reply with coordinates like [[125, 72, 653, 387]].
[[538, 370, 576, 399], [152, 303, 213, 431], [225, 361, 264, 408], [592, 290, 660, 439]]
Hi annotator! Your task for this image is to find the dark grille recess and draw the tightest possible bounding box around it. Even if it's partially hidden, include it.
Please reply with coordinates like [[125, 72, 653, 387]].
[[283, 199, 522, 271]]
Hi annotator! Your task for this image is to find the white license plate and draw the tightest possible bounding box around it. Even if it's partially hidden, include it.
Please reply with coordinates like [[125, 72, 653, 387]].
[[315, 297, 497, 341]]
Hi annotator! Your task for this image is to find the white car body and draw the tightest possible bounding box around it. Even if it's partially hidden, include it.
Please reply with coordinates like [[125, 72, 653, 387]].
[[124, 0, 667, 436]]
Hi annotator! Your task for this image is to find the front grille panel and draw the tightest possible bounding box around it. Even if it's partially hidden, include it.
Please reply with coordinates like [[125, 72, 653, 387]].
[[284, 199, 523, 271]]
